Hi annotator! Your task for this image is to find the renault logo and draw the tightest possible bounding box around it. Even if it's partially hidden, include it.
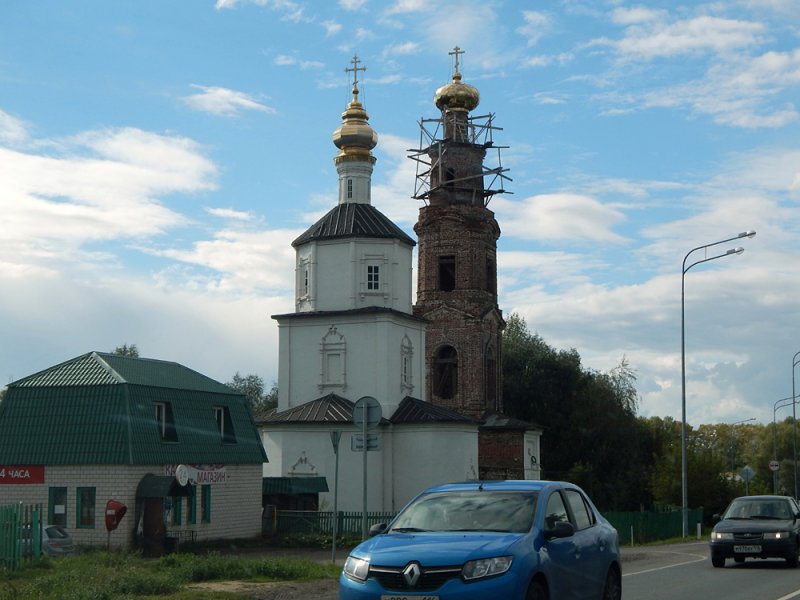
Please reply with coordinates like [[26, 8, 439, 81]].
[[403, 562, 422, 587]]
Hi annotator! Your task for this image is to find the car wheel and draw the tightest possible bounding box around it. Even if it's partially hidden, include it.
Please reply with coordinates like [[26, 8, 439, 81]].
[[526, 580, 547, 600], [786, 543, 799, 568], [711, 556, 725, 568], [601, 566, 621, 600]]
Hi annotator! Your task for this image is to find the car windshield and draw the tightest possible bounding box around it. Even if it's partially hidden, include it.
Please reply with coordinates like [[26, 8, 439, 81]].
[[723, 498, 792, 520], [389, 490, 537, 533]]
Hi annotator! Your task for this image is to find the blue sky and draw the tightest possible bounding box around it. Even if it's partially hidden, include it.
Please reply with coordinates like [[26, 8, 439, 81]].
[[1, 0, 799, 427]]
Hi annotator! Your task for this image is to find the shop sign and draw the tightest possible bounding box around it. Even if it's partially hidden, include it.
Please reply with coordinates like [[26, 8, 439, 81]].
[[165, 464, 227, 484], [0, 464, 45, 484]]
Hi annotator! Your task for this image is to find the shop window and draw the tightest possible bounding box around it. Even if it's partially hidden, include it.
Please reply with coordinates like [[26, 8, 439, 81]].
[[48, 487, 67, 527], [188, 486, 197, 525], [76, 487, 96, 529], [172, 496, 183, 526], [201, 485, 212, 523]]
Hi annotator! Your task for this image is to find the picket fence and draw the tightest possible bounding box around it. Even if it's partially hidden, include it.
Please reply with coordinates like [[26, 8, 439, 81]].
[[0, 503, 43, 572]]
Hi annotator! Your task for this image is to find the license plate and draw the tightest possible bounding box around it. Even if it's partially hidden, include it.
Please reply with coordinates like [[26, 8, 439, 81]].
[[380, 596, 439, 600], [734, 545, 762, 553]]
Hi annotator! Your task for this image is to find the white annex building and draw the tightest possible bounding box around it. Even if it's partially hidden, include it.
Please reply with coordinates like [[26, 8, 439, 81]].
[[258, 54, 541, 514]]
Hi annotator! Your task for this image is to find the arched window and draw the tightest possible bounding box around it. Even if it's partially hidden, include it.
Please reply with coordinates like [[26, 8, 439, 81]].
[[434, 345, 458, 399], [485, 344, 498, 410], [401, 335, 414, 393]]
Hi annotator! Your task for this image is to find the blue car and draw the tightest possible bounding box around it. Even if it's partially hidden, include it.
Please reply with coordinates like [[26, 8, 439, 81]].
[[339, 480, 621, 600]]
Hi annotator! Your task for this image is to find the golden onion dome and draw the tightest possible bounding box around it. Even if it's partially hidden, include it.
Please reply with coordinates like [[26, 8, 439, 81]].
[[434, 70, 480, 113], [332, 83, 378, 162]]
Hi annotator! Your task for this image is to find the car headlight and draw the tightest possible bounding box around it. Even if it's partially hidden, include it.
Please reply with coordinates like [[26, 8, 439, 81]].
[[462, 556, 513, 581], [765, 531, 790, 539], [343, 555, 370, 582], [711, 532, 733, 541]]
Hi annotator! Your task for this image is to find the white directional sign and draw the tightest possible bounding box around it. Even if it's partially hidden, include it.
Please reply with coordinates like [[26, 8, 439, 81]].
[[351, 433, 381, 451]]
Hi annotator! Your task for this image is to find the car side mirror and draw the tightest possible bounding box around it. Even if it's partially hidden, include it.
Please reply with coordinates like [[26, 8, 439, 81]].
[[544, 521, 575, 540], [712, 514, 721, 524], [369, 523, 387, 537]]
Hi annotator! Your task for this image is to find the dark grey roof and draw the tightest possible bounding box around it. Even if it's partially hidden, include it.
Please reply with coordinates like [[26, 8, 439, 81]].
[[390, 396, 477, 424], [292, 203, 415, 247], [479, 412, 542, 431], [260, 393, 397, 426]]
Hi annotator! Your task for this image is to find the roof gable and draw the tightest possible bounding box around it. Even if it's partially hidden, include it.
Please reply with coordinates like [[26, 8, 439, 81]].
[[390, 396, 477, 424]]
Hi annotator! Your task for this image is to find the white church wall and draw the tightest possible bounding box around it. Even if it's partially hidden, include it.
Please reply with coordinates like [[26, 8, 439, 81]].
[[262, 425, 389, 513], [390, 424, 479, 511], [303, 238, 413, 313], [275, 314, 426, 414]]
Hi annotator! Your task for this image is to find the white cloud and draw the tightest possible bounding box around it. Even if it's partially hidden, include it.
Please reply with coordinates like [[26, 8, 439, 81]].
[[493, 194, 628, 244], [0, 109, 29, 145], [214, 0, 306, 22], [340, 0, 367, 9], [0, 127, 217, 275], [182, 85, 275, 117], [322, 20, 342, 36], [206, 207, 254, 220], [609, 15, 766, 60], [273, 55, 325, 69], [386, 0, 429, 15], [517, 10, 551, 47]]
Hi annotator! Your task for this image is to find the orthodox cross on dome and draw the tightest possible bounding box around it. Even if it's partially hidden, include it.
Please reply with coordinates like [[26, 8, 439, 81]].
[[448, 46, 465, 75], [345, 54, 367, 99]]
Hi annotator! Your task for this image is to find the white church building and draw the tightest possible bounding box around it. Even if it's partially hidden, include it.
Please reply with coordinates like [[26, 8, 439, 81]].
[[258, 53, 542, 515], [258, 57, 482, 514]]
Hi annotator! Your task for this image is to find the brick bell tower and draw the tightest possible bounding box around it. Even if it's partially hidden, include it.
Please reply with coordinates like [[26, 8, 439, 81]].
[[411, 47, 511, 421]]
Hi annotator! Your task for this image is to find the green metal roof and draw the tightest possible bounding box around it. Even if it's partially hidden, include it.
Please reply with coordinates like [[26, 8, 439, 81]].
[[262, 476, 329, 495], [0, 352, 267, 466]]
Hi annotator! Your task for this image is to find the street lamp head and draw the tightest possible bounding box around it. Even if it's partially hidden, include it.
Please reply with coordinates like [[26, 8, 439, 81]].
[[738, 230, 757, 239], [726, 247, 745, 255]]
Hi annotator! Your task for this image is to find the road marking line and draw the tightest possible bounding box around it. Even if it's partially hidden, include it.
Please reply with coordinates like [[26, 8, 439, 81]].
[[775, 590, 800, 600], [623, 555, 707, 576]]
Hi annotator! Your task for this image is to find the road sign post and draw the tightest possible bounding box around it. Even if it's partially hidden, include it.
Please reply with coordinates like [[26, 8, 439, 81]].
[[330, 431, 341, 564], [353, 396, 381, 540]]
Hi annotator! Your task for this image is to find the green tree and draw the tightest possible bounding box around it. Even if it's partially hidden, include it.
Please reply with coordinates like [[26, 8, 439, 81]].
[[502, 313, 651, 510], [113, 343, 139, 357], [227, 372, 277, 413]]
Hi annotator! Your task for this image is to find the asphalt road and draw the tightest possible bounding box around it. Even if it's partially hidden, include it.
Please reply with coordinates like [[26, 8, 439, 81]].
[[256, 540, 800, 599], [623, 540, 800, 600]]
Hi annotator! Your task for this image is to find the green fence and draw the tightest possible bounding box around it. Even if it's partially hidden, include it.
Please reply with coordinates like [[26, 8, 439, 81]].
[[269, 510, 395, 537], [0, 503, 43, 571], [604, 507, 704, 544], [268, 507, 705, 544]]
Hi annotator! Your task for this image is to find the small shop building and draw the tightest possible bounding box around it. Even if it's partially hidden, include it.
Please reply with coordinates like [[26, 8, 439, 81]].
[[0, 351, 267, 555]]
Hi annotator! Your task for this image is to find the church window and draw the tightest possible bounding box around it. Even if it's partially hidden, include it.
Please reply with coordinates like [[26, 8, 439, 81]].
[[438, 255, 456, 292], [486, 257, 496, 294], [367, 265, 380, 290], [347, 178, 353, 199], [434, 345, 458, 399], [401, 335, 413, 392], [320, 326, 346, 390], [485, 344, 498, 410]]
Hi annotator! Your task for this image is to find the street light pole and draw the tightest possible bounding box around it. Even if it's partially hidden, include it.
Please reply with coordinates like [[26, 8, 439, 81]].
[[793, 352, 800, 499], [773, 396, 795, 494], [681, 230, 755, 538]]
